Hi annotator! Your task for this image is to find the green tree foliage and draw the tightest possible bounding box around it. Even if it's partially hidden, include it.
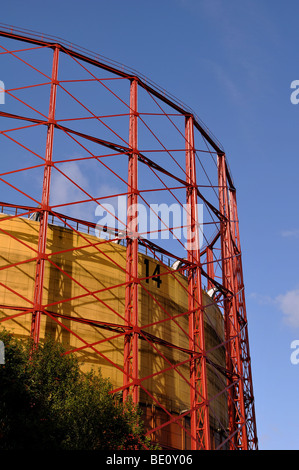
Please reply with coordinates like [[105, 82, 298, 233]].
[[0, 329, 154, 450]]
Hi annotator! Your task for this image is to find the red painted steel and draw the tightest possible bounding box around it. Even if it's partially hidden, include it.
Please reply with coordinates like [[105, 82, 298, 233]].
[[185, 115, 211, 450], [218, 153, 256, 450], [206, 246, 215, 292], [0, 25, 258, 450], [123, 78, 139, 404], [229, 188, 258, 449], [31, 45, 59, 345]]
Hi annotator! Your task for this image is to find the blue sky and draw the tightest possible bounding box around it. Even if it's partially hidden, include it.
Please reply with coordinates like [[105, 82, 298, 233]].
[[1, 0, 299, 450]]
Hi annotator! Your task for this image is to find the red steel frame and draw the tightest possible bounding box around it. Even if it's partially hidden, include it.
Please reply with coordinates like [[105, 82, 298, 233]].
[[185, 115, 210, 450], [31, 45, 59, 346], [0, 24, 258, 450], [123, 78, 139, 404]]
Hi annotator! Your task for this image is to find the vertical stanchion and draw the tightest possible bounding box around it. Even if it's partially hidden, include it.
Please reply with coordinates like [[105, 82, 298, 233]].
[[31, 46, 59, 346], [218, 153, 248, 449], [123, 78, 139, 404], [185, 115, 211, 450], [229, 188, 258, 449], [206, 246, 215, 292]]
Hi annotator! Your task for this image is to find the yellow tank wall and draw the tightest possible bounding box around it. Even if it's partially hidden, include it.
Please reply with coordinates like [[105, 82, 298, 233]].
[[0, 214, 228, 447]]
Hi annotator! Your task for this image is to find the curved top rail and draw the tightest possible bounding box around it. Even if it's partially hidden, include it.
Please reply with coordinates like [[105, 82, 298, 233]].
[[0, 23, 237, 189], [0, 23, 226, 154]]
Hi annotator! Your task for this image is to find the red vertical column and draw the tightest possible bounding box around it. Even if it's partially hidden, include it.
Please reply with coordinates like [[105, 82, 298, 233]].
[[123, 78, 139, 404], [31, 46, 59, 345], [218, 153, 248, 450], [185, 115, 211, 450], [229, 189, 258, 450], [206, 246, 215, 292]]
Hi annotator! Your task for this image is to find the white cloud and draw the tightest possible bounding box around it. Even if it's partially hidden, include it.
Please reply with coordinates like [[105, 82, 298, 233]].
[[276, 289, 299, 328], [50, 161, 93, 220], [249, 292, 275, 306], [200, 0, 224, 18], [214, 63, 245, 104], [50, 161, 124, 224], [250, 289, 299, 329], [281, 229, 299, 238]]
